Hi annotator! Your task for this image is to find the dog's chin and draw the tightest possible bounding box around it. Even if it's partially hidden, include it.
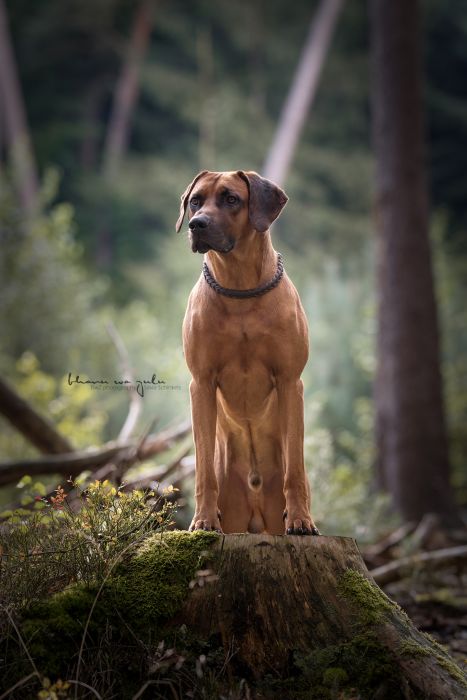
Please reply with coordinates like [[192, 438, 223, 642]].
[[191, 239, 235, 255], [192, 241, 212, 254]]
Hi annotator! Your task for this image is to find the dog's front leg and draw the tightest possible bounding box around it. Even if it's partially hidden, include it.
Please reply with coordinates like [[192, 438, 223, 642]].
[[189, 379, 222, 532], [277, 377, 320, 536]]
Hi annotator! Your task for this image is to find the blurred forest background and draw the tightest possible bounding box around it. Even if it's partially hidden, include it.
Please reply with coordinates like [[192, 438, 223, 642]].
[[1, 0, 467, 538]]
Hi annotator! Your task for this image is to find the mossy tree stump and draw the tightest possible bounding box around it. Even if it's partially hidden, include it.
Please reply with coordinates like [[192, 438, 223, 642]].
[[9, 532, 466, 699], [181, 534, 466, 699]]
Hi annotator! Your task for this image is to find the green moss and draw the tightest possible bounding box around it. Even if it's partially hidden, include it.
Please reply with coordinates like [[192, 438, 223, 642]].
[[338, 572, 466, 691], [338, 569, 394, 625], [399, 634, 467, 688], [399, 639, 431, 658], [108, 530, 219, 624], [19, 531, 220, 679], [292, 633, 404, 700], [422, 631, 453, 659], [322, 666, 348, 687], [421, 633, 467, 688], [436, 656, 467, 688]]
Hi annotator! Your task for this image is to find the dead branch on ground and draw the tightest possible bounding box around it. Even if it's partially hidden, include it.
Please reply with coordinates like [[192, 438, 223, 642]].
[[370, 544, 467, 586]]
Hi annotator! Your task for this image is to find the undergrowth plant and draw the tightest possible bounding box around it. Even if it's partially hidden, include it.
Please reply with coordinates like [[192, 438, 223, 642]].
[[0, 479, 177, 611], [0, 483, 239, 700]]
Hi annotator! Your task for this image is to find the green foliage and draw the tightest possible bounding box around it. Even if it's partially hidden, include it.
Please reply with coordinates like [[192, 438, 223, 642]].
[[18, 531, 218, 677], [0, 174, 107, 375], [0, 521, 220, 698], [1, 352, 107, 458], [0, 480, 177, 609], [2, 0, 466, 536], [434, 216, 467, 506]]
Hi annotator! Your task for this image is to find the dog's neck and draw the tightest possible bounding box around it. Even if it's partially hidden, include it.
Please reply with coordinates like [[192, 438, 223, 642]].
[[205, 231, 277, 290]]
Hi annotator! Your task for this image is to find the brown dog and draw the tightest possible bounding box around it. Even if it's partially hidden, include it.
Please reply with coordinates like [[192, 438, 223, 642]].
[[176, 170, 319, 536]]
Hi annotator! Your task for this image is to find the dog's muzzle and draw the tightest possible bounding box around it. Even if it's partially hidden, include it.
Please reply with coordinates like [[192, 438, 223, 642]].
[[189, 215, 234, 254]]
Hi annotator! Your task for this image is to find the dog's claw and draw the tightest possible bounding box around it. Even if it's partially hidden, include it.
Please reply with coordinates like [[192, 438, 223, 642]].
[[285, 521, 320, 536], [190, 517, 223, 533]]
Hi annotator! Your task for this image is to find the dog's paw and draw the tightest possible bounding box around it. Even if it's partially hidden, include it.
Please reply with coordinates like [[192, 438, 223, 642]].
[[189, 510, 223, 533], [283, 510, 320, 536]]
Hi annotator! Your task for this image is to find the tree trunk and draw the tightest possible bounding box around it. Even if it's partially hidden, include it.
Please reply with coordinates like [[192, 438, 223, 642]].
[[102, 0, 153, 179], [263, 0, 344, 186], [182, 534, 466, 699], [80, 80, 105, 171], [369, 0, 460, 525], [197, 26, 216, 171], [0, 0, 38, 214], [97, 0, 153, 269]]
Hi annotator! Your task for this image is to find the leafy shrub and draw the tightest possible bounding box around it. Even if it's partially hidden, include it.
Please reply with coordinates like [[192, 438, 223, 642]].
[[0, 479, 176, 611]]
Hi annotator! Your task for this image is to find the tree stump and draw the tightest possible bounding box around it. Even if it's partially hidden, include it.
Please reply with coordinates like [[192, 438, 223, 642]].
[[181, 534, 466, 699]]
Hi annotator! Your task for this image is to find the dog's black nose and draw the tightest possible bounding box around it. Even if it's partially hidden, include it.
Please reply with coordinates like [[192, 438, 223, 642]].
[[189, 215, 209, 231]]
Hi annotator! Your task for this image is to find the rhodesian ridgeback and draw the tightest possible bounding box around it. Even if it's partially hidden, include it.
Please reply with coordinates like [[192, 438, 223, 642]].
[[176, 170, 320, 536]]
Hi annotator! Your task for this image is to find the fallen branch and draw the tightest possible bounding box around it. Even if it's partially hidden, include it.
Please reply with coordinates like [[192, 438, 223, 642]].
[[363, 521, 416, 560], [406, 512, 451, 552], [137, 420, 191, 460], [0, 420, 191, 487], [122, 446, 193, 491], [370, 544, 467, 586], [0, 377, 73, 454]]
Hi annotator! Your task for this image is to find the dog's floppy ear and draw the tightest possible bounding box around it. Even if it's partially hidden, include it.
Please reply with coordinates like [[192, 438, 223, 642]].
[[237, 171, 288, 233], [175, 170, 209, 232]]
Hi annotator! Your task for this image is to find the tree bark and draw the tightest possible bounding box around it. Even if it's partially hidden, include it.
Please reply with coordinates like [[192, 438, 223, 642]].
[[0, 0, 38, 214], [102, 0, 153, 179], [181, 534, 466, 698], [97, 0, 153, 268], [80, 80, 105, 171], [197, 26, 216, 171], [263, 0, 344, 186], [369, 0, 460, 525]]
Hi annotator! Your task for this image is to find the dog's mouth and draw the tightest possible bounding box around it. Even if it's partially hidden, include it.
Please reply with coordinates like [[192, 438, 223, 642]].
[[191, 237, 234, 255], [192, 240, 211, 254]]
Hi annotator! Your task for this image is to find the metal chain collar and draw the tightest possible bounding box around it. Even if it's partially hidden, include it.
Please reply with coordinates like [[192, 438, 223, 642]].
[[202, 253, 284, 299]]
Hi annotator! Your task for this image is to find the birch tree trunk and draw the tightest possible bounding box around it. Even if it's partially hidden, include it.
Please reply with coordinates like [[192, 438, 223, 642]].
[[102, 0, 153, 179], [197, 27, 216, 171], [370, 0, 460, 525], [0, 0, 38, 214], [98, 0, 153, 267], [263, 0, 344, 186]]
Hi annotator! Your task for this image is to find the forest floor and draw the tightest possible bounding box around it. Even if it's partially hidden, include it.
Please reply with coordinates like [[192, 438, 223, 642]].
[[385, 569, 467, 664], [362, 524, 467, 666]]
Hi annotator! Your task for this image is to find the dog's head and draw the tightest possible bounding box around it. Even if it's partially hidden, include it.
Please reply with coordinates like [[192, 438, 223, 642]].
[[175, 170, 288, 254]]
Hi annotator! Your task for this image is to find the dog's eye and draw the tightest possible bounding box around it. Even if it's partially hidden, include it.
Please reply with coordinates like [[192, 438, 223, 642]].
[[190, 197, 200, 208], [226, 195, 238, 205]]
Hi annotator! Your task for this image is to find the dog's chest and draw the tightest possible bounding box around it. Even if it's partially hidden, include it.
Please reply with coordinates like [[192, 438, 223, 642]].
[[212, 306, 283, 367]]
